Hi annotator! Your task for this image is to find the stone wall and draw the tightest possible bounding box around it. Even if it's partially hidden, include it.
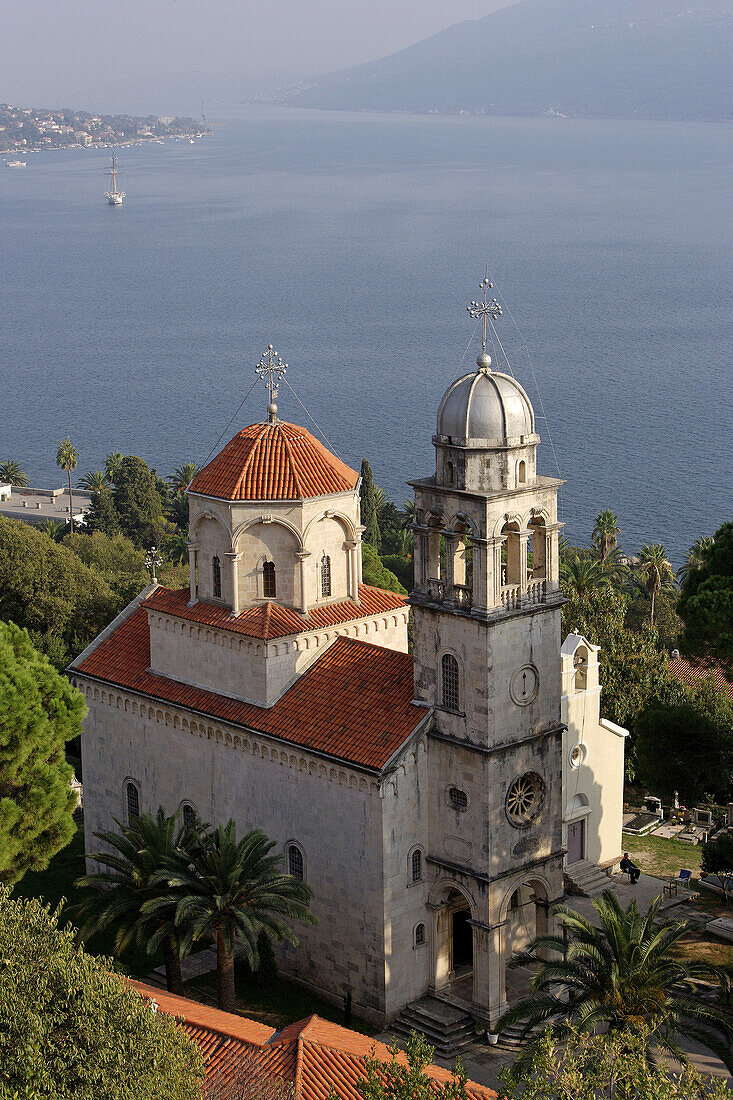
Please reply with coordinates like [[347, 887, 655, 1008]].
[[78, 684, 391, 1023]]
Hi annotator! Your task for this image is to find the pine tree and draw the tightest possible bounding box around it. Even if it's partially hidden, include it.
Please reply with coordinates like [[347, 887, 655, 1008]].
[[360, 458, 381, 551], [86, 485, 121, 536], [0, 621, 83, 884], [112, 455, 165, 548]]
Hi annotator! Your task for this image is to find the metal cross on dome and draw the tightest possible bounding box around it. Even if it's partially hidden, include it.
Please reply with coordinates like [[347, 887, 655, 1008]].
[[256, 344, 287, 421], [467, 269, 502, 358]]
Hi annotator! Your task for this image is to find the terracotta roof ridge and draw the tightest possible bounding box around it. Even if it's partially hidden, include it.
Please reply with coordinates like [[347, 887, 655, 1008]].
[[279, 426, 305, 497], [127, 980, 276, 1045], [234, 421, 271, 498], [263, 601, 273, 639]]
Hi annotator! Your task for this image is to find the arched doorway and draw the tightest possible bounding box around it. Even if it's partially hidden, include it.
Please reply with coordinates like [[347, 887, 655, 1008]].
[[429, 881, 476, 1005], [501, 877, 550, 1007]]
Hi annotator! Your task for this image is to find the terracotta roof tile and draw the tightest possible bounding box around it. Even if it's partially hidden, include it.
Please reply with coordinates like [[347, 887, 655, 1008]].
[[72, 603, 424, 771], [145, 584, 408, 641], [669, 654, 733, 701], [128, 983, 496, 1099], [189, 421, 359, 502]]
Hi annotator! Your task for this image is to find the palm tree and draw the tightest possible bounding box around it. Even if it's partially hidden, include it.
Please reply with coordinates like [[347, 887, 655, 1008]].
[[104, 451, 124, 483], [149, 822, 315, 1012], [678, 535, 714, 585], [0, 459, 30, 487], [56, 437, 79, 533], [38, 518, 68, 541], [166, 530, 189, 565], [167, 490, 189, 530], [560, 555, 611, 599], [638, 543, 675, 626], [599, 546, 629, 586], [168, 461, 199, 494], [497, 890, 733, 1074], [71, 808, 195, 995], [401, 500, 415, 530], [592, 510, 621, 561], [77, 469, 109, 492]]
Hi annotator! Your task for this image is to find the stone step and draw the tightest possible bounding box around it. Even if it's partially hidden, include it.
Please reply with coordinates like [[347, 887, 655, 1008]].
[[495, 1021, 543, 1052], [565, 860, 611, 898], [390, 996, 475, 1059]]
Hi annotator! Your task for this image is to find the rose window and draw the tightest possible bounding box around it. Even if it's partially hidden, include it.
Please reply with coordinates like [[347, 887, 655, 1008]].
[[506, 772, 545, 827]]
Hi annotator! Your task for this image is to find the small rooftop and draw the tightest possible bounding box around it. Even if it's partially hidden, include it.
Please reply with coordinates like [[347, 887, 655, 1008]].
[[127, 981, 497, 1099]]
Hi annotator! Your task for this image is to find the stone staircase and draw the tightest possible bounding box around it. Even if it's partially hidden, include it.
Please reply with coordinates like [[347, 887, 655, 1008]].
[[495, 1020, 543, 1052], [564, 858, 611, 898], [390, 996, 475, 1059]]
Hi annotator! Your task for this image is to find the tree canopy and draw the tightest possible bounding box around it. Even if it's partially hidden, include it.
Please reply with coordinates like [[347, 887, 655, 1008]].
[[0, 516, 115, 668], [361, 542, 407, 595], [0, 622, 82, 884], [635, 676, 733, 805], [356, 1032, 467, 1100], [0, 887, 204, 1099], [498, 1027, 730, 1100], [678, 521, 733, 663], [112, 455, 166, 547], [63, 530, 150, 605]]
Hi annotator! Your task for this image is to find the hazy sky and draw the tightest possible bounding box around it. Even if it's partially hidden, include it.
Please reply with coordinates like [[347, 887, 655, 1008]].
[[2, 0, 518, 109]]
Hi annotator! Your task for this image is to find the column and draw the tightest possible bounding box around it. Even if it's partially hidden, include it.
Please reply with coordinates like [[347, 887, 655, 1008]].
[[544, 523, 563, 592], [186, 542, 198, 606], [225, 551, 241, 617], [486, 918, 509, 1028], [345, 539, 359, 601], [518, 531, 530, 593], [412, 526, 430, 590], [444, 534, 457, 602], [296, 550, 311, 614]]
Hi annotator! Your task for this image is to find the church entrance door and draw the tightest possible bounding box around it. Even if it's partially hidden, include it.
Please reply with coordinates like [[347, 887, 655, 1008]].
[[567, 820, 585, 864], [452, 908, 473, 972]]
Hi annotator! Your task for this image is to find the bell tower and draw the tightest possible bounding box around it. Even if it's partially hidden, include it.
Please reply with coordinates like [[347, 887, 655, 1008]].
[[410, 276, 565, 1025]]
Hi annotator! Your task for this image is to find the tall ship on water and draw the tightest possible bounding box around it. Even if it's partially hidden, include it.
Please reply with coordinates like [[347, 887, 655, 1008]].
[[104, 153, 125, 205]]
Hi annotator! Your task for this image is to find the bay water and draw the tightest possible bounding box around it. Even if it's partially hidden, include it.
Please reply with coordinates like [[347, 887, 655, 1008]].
[[1, 106, 731, 563]]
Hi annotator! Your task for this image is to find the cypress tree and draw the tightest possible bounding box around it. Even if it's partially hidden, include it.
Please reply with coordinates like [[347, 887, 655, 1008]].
[[86, 485, 121, 536], [0, 621, 83, 884], [360, 458, 381, 551], [112, 455, 165, 548]]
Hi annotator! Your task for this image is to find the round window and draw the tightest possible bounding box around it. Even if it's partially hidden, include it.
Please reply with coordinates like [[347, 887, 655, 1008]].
[[506, 772, 545, 828], [569, 744, 587, 769], [448, 786, 468, 811]]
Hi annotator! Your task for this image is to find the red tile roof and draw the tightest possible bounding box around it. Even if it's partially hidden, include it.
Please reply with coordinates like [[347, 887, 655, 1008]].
[[145, 584, 407, 641], [669, 654, 733, 701], [127, 982, 497, 1100], [189, 421, 359, 501], [71, 602, 424, 771]]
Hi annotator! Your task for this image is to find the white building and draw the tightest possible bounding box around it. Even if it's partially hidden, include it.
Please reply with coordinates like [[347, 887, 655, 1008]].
[[71, 322, 625, 1029]]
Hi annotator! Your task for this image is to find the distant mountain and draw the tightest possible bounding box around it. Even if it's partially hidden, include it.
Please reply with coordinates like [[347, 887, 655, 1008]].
[[282, 0, 732, 120]]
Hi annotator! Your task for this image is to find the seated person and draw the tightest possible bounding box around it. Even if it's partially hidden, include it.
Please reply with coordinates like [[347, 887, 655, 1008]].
[[620, 852, 640, 884]]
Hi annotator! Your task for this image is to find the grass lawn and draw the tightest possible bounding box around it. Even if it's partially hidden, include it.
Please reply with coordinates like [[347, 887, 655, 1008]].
[[621, 832, 702, 880], [188, 970, 377, 1037], [11, 824, 160, 979]]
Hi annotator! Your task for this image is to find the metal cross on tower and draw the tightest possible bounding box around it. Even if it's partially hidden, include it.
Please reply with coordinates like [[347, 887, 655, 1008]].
[[467, 270, 502, 365], [256, 344, 288, 422]]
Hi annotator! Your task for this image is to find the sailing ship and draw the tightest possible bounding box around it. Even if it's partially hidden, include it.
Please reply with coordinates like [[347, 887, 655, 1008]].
[[104, 153, 125, 205]]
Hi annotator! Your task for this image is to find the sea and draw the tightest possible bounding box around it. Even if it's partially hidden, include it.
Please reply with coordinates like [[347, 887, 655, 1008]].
[[1, 106, 731, 565]]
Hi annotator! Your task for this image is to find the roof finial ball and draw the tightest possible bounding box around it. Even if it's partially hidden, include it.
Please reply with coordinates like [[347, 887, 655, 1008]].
[[256, 343, 288, 425], [467, 271, 502, 372]]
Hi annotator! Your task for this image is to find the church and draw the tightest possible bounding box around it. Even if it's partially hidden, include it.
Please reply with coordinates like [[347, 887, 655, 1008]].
[[70, 299, 626, 1029]]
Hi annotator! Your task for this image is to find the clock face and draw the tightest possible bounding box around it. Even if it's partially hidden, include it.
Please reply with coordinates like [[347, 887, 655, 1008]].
[[510, 664, 539, 705]]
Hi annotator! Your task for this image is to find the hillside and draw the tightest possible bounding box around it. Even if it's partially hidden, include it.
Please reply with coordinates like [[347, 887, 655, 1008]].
[[282, 0, 732, 120]]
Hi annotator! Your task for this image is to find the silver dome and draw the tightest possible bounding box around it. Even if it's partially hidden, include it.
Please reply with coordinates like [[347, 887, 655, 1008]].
[[436, 368, 535, 447]]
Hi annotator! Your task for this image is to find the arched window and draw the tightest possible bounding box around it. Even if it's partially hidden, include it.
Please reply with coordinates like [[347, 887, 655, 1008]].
[[446, 461, 454, 486], [414, 923, 426, 947], [441, 653, 460, 711], [574, 646, 588, 691], [212, 555, 221, 598], [126, 781, 139, 822], [411, 849, 422, 883], [263, 560, 276, 599], [518, 460, 526, 484], [181, 803, 196, 829], [320, 554, 331, 598], [287, 844, 304, 881]]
